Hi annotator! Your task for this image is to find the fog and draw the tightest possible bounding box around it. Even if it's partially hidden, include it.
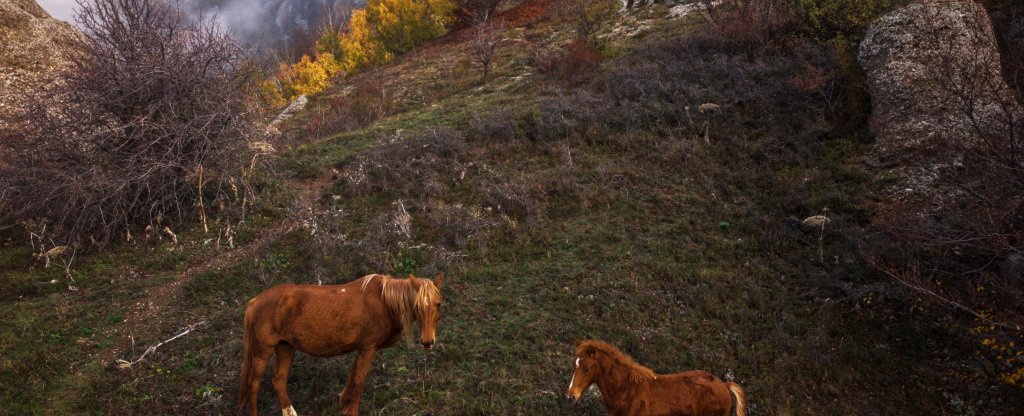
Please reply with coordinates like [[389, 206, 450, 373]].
[[181, 0, 362, 52], [37, 0, 77, 22], [36, 0, 363, 52]]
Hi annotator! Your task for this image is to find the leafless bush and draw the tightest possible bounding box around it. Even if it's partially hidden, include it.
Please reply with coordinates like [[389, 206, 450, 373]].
[[595, 33, 828, 135], [0, 0, 260, 246], [452, 0, 504, 29], [523, 37, 562, 75], [483, 176, 544, 221], [560, 0, 619, 48], [529, 91, 607, 142], [343, 128, 467, 198], [471, 11, 503, 82], [700, 0, 797, 54], [469, 107, 522, 142], [547, 40, 607, 85], [348, 76, 395, 126], [302, 201, 414, 272], [424, 203, 499, 252]]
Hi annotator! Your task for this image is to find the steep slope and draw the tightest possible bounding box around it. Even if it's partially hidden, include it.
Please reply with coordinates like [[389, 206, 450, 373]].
[[0, 0, 1022, 415]]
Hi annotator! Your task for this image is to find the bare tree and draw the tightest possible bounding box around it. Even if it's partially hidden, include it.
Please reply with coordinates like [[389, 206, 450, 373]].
[[562, 0, 619, 48], [471, 11, 502, 82], [0, 0, 262, 246], [453, 0, 503, 29]]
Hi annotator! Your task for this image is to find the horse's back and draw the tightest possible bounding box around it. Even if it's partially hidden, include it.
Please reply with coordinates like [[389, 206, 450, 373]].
[[645, 370, 733, 416], [244, 281, 384, 356]]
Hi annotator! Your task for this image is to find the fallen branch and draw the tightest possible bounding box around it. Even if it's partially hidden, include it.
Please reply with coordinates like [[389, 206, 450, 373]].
[[116, 321, 205, 368]]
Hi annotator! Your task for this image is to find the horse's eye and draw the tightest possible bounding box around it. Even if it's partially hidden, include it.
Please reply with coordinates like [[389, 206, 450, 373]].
[[583, 367, 590, 373]]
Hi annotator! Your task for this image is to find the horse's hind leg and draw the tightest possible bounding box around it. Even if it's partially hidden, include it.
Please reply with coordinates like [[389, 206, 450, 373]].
[[247, 344, 274, 416], [273, 343, 297, 416]]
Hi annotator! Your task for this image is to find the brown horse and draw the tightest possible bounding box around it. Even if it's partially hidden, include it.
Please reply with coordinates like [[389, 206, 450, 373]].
[[237, 273, 444, 416], [566, 340, 746, 416]]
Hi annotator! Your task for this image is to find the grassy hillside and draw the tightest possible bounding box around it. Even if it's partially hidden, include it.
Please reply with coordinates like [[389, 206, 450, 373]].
[[1, 1, 1022, 415]]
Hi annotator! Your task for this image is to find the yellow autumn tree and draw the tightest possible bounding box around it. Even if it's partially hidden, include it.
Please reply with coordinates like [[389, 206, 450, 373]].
[[340, 9, 390, 73], [341, 0, 456, 72], [289, 52, 343, 96], [261, 0, 456, 105]]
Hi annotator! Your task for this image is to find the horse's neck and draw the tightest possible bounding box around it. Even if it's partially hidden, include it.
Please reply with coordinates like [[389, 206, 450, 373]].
[[373, 277, 416, 331], [595, 358, 637, 410]]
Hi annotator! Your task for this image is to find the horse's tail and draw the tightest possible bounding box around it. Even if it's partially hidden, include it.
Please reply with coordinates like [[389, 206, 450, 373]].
[[236, 307, 254, 413], [727, 381, 746, 416]]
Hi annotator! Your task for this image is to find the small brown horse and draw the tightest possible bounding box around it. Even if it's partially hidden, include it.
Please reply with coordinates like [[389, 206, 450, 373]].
[[566, 340, 746, 416], [237, 273, 444, 416]]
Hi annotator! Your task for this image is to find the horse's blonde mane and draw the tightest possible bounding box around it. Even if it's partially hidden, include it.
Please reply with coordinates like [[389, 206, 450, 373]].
[[360, 274, 441, 344], [576, 340, 657, 383]]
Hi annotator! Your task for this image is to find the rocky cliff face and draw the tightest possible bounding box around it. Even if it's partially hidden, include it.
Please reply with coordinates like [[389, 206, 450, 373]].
[[858, 0, 1019, 157], [0, 0, 82, 117]]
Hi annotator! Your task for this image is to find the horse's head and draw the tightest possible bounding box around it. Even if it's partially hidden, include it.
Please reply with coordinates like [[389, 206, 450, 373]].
[[411, 272, 444, 350], [566, 340, 600, 401]]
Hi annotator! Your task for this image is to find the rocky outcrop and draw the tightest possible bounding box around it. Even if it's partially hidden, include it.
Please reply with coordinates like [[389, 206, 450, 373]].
[[858, 0, 1020, 157], [0, 0, 83, 118]]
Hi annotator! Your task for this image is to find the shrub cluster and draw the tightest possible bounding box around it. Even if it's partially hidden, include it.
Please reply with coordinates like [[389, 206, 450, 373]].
[[702, 0, 903, 53], [0, 0, 261, 246]]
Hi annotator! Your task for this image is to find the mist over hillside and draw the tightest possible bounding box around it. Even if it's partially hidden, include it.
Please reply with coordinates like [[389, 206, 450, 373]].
[[180, 0, 364, 52]]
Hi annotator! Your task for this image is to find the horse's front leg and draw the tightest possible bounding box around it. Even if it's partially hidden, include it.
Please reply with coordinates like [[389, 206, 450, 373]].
[[339, 348, 377, 416]]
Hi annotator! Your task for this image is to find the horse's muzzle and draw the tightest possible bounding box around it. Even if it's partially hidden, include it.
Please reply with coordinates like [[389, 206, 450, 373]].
[[421, 340, 435, 350]]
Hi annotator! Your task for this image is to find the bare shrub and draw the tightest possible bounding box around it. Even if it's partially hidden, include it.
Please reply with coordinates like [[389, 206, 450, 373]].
[[304, 100, 358, 143], [302, 77, 396, 143], [560, 0, 619, 48], [523, 37, 562, 75], [548, 40, 606, 85], [424, 203, 499, 252], [595, 34, 830, 139], [471, 11, 503, 82], [528, 91, 607, 142], [468, 107, 522, 142], [483, 175, 543, 221], [343, 128, 467, 198], [0, 0, 260, 246], [452, 0, 504, 29], [348, 76, 395, 126], [700, 0, 797, 53]]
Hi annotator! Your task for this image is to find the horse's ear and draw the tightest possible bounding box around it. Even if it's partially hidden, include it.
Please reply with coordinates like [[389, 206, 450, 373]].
[[574, 339, 581, 347], [434, 272, 444, 289], [408, 274, 415, 280]]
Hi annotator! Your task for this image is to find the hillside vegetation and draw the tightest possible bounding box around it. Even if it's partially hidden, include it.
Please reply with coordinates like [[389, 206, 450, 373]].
[[1, 0, 1023, 415]]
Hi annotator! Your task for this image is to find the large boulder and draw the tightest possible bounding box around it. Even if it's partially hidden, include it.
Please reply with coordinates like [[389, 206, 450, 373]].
[[0, 0, 82, 118], [858, 0, 1020, 157]]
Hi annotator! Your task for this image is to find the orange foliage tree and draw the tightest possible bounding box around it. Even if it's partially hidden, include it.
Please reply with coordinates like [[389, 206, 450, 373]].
[[263, 0, 456, 104]]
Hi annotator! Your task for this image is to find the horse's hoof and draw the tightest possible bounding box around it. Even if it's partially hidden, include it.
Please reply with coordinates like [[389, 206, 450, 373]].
[[282, 406, 298, 416]]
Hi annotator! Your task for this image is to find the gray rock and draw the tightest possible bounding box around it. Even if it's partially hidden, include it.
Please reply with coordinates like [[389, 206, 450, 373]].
[[1000, 252, 1024, 281], [0, 0, 83, 118], [858, 1, 1021, 157], [270, 94, 308, 127]]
